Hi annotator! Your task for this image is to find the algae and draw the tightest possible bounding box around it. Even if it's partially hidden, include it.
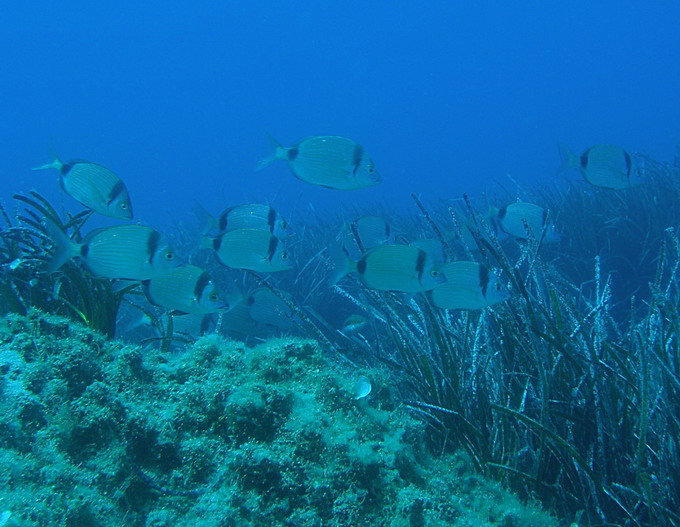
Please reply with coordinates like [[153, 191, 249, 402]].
[[0, 310, 557, 526]]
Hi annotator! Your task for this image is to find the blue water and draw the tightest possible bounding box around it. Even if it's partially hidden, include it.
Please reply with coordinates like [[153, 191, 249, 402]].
[[1, 1, 679, 228]]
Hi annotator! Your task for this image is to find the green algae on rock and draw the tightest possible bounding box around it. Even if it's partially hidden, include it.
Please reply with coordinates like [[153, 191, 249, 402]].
[[0, 310, 557, 526]]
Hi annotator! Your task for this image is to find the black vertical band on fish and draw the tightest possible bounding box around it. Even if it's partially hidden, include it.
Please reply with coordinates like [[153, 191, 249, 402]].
[[356, 257, 367, 275], [267, 235, 279, 262], [147, 230, 161, 264], [580, 152, 589, 169], [107, 179, 127, 205], [287, 147, 299, 161], [498, 205, 507, 221], [218, 210, 229, 232], [267, 206, 277, 233], [479, 264, 489, 297], [351, 145, 364, 175], [193, 270, 211, 300], [350, 221, 366, 254], [623, 150, 632, 177], [415, 248, 426, 283], [213, 236, 222, 252]]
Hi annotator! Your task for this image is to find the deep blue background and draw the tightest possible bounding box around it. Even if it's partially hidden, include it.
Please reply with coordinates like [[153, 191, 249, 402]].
[[1, 1, 679, 230]]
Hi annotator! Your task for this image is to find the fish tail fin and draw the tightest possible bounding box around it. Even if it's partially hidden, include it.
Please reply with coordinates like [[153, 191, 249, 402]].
[[32, 156, 64, 172], [191, 201, 217, 236], [43, 218, 79, 273], [329, 244, 354, 286], [557, 143, 578, 174], [255, 133, 287, 171]]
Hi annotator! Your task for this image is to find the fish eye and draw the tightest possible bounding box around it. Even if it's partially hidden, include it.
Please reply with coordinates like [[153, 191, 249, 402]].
[[209, 292, 219, 302], [120, 203, 128, 210], [367, 165, 375, 174], [281, 221, 287, 229], [431, 269, 439, 278], [165, 251, 175, 261], [281, 251, 289, 260]]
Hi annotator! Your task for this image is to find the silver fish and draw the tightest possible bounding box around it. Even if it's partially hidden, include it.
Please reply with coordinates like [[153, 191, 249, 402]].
[[428, 261, 509, 310], [347, 215, 391, 252], [558, 143, 643, 190], [219, 298, 260, 338], [212, 228, 292, 272], [257, 135, 381, 190], [335, 244, 445, 293], [341, 314, 368, 334], [33, 157, 133, 219], [46, 222, 178, 280], [491, 202, 559, 243], [247, 287, 294, 329], [353, 376, 372, 400], [143, 265, 225, 315], [218, 203, 291, 238], [169, 312, 215, 339]]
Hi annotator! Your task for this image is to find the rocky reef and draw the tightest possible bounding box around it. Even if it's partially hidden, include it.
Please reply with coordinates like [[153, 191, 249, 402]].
[[0, 310, 556, 526]]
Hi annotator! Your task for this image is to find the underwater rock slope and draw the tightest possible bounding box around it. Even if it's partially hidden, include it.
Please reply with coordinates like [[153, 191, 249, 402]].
[[0, 310, 556, 526]]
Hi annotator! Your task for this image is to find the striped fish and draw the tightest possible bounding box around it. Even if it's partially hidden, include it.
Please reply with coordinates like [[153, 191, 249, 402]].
[[45, 222, 178, 280], [217, 203, 291, 238], [335, 244, 445, 293], [257, 135, 381, 190], [143, 265, 225, 315], [341, 314, 368, 334], [33, 157, 133, 219], [351, 215, 391, 250], [212, 228, 291, 272], [428, 261, 509, 310], [492, 202, 559, 243], [247, 287, 294, 329], [558, 143, 643, 190]]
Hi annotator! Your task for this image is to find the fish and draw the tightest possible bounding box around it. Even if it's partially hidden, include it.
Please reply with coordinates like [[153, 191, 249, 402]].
[[350, 215, 391, 250], [142, 265, 226, 315], [334, 244, 446, 293], [353, 376, 372, 400], [257, 135, 381, 190], [33, 157, 133, 219], [341, 314, 368, 334], [217, 203, 292, 238], [219, 298, 260, 339], [428, 261, 509, 310], [490, 202, 559, 243], [246, 287, 294, 329], [558, 143, 643, 190], [211, 228, 292, 272], [45, 222, 179, 279]]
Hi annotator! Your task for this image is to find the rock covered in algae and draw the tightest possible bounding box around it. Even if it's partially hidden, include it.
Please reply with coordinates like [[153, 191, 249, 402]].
[[0, 310, 557, 526]]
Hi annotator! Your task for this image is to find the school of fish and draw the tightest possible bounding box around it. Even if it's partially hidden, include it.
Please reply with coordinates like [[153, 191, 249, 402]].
[[33, 137, 642, 340]]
